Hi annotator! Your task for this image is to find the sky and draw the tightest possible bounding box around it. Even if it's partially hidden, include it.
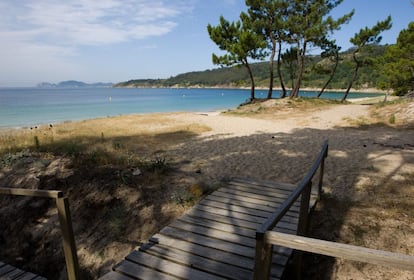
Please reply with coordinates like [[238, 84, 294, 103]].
[[0, 0, 412, 87]]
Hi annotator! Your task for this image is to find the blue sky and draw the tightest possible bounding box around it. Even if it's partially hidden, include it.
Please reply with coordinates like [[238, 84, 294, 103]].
[[0, 0, 412, 87]]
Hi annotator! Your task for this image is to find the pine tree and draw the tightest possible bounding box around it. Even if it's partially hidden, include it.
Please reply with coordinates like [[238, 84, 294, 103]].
[[244, 0, 289, 99], [379, 21, 414, 96], [207, 16, 266, 101], [343, 16, 392, 101], [286, 0, 354, 98]]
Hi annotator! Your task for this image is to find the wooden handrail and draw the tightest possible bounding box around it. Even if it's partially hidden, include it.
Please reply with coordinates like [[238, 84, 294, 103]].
[[256, 140, 328, 235], [254, 139, 328, 280], [0, 187, 80, 280], [265, 231, 414, 272]]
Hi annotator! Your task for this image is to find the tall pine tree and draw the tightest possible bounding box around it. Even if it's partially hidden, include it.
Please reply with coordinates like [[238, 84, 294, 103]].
[[286, 0, 354, 98], [343, 16, 392, 101], [207, 16, 266, 101], [244, 0, 289, 99]]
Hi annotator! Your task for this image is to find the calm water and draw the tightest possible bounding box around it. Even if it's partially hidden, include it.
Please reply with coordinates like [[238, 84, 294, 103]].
[[0, 87, 381, 128]]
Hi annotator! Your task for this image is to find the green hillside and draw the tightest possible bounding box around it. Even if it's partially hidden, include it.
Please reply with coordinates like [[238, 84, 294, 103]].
[[115, 45, 387, 90]]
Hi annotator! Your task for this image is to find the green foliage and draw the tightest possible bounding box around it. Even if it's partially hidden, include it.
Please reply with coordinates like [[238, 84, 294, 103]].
[[34, 136, 40, 150], [207, 15, 267, 100], [379, 22, 414, 95], [115, 46, 390, 91], [171, 189, 195, 207], [343, 16, 392, 101]]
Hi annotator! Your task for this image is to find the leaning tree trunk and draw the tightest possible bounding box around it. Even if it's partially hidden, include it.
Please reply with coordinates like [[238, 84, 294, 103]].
[[342, 51, 360, 102], [267, 37, 276, 99], [317, 55, 339, 98], [277, 40, 287, 98], [245, 62, 255, 101], [291, 42, 306, 98]]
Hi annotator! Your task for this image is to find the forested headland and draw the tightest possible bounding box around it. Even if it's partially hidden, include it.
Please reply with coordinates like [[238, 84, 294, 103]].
[[115, 45, 386, 91]]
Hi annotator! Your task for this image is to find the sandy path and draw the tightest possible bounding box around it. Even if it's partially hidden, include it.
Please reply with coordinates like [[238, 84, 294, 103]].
[[170, 104, 370, 137]]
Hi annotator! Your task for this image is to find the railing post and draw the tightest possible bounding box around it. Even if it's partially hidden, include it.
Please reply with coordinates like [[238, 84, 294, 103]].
[[253, 232, 273, 280], [292, 181, 312, 280], [317, 145, 328, 201], [297, 181, 312, 236], [56, 196, 80, 280]]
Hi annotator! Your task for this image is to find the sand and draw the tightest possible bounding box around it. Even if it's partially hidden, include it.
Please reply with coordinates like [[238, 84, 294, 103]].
[[161, 101, 414, 279], [1, 98, 413, 279]]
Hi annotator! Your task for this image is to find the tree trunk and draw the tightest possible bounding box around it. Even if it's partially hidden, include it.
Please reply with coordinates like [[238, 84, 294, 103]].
[[342, 51, 360, 102], [245, 62, 255, 101], [267, 37, 276, 99], [277, 40, 287, 98], [291, 41, 306, 98], [317, 55, 339, 98]]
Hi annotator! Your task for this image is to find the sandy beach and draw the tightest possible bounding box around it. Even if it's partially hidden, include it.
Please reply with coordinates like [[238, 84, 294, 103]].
[[1, 98, 413, 279]]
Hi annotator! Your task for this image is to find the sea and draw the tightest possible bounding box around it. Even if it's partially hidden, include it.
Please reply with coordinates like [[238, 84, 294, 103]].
[[0, 87, 381, 129]]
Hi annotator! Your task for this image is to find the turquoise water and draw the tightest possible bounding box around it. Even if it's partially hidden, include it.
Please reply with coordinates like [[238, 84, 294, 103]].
[[0, 87, 381, 128]]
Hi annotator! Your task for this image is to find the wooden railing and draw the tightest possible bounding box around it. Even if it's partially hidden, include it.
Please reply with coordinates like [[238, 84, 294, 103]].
[[253, 139, 329, 279], [0, 188, 80, 280], [265, 232, 414, 272]]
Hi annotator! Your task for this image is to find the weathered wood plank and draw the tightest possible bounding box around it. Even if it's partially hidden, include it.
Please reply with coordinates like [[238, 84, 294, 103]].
[[98, 271, 135, 280], [114, 260, 180, 280], [218, 186, 295, 205], [230, 177, 297, 192], [138, 245, 253, 280], [159, 226, 254, 257], [265, 231, 414, 272], [178, 215, 255, 237], [199, 199, 296, 221], [100, 175, 309, 280], [125, 251, 226, 280], [146, 235, 288, 279], [1, 267, 25, 279], [191, 203, 299, 233], [0, 263, 46, 280], [186, 207, 260, 230], [168, 219, 257, 247], [206, 191, 293, 213], [150, 234, 255, 268]]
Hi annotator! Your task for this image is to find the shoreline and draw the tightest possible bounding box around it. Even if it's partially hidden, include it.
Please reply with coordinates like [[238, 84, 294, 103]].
[[0, 93, 387, 131], [116, 84, 389, 94]]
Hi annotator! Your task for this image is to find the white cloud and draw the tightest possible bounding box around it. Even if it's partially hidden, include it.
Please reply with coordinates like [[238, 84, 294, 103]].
[[5, 0, 187, 46], [0, 0, 192, 86]]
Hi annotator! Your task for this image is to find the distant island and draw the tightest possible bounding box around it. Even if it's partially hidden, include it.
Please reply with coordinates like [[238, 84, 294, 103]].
[[37, 80, 113, 88]]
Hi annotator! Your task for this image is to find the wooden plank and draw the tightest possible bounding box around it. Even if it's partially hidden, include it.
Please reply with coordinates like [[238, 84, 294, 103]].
[[265, 231, 414, 272], [178, 214, 298, 240], [15, 272, 42, 280], [191, 204, 299, 232], [178, 215, 255, 237], [113, 260, 180, 280], [206, 192, 298, 214], [144, 237, 288, 279], [199, 199, 297, 220], [218, 186, 294, 205], [0, 188, 62, 198], [150, 234, 255, 268], [1, 267, 25, 279], [138, 245, 253, 280], [98, 174, 314, 280], [0, 262, 45, 280], [0, 265, 15, 277], [230, 178, 297, 192], [159, 226, 254, 258], [98, 271, 135, 280], [125, 251, 226, 280], [168, 219, 257, 247]]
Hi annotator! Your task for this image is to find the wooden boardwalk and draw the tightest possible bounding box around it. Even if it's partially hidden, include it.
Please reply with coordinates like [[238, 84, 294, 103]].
[[100, 177, 318, 280], [0, 262, 46, 280]]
